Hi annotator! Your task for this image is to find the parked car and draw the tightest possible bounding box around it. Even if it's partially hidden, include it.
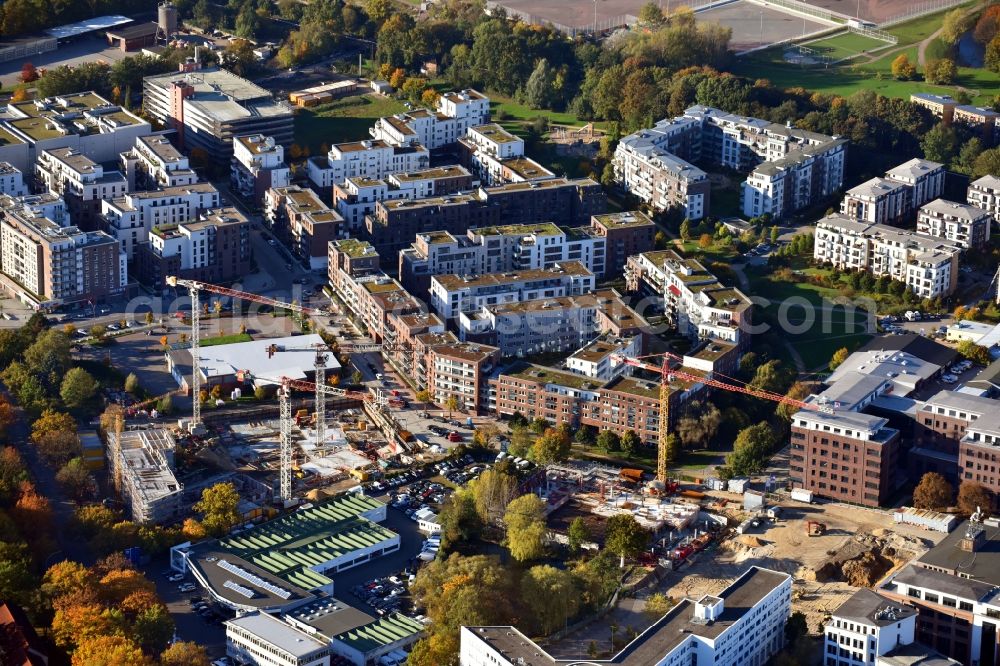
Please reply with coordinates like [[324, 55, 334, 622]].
[[168, 573, 184, 582], [447, 432, 462, 442], [942, 374, 958, 384]]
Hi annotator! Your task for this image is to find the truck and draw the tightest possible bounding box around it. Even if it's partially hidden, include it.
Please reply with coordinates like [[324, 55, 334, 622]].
[[790, 488, 814, 504]]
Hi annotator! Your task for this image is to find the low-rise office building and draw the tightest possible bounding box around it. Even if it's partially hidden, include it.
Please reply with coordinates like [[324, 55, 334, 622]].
[[814, 215, 961, 299], [107, 429, 183, 524], [910, 93, 957, 122], [917, 198, 992, 249], [954, 104, 999, 140], [913, 390, 998, 485], [0, 208, 125, 307], [461, 566, 791, 666], [264, 186, 347, 271], [226, 611, 331, 666], [135, 206, 251, 287], [143, 66, 293, 163], [231, 134, 290, 205]]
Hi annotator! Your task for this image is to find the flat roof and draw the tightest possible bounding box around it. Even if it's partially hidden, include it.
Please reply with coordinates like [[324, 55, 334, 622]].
[[831, 588, 916, 626], [333, 613, 424, 652], [915, 520, 1000, 586], [879, 642, 961, 666], [592, 210, 654, 229], [433, 262, 592, 291], [503, 363, 603, 392], [226, 612, 328, 658], [46, 15, 131, 39], [332, 238, 378, 259], [284, 597, 375, 638], [470, 123, 521, 143]]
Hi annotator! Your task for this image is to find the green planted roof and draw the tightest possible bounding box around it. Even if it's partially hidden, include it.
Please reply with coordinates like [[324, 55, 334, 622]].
[[335, 614, 425, 652]]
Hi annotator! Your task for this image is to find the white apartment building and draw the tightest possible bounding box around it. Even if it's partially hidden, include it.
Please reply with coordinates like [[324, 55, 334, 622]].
[[124, 134, 198, 188], [36, 146, 129, 227], [566, 335, 641, 381], [429, 262, 596, 319], [841, 159, 945, 224], [231, 134, 290, 203], [0, 162, 26, 197], [370, 89, 489, 150], [967, 174, 1000, 220], [625, 250, 751, 348], [464, 123, 524, 159], [101, 182, 221, 259], [107, 429, 183, 524], [306, 139, 429, 190], [824, 589, 919, 666], [1, 91, 151, 168], [814, 215, 962, 299], [917, 198, 992, 249], [0, 193, 67, 226], [460, 566, 791, 666], [226, 611, 330, 666], [742, 138, 847, 219], [459, 123, 553, 186]]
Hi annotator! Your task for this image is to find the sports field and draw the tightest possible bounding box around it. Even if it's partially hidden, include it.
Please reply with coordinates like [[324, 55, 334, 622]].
[[699, 0, 829, 51], [801, 30, 891, 62]]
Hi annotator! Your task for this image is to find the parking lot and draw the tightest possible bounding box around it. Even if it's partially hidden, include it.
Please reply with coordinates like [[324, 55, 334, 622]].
[[0, 35, 129, 88]]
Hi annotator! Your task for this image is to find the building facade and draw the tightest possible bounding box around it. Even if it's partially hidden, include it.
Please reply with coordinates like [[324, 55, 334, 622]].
[[264, 186, 347, 271], [917, 198, 992, 250], [36, 146, 129, 229], [231, 134, 290, 205], [968, 175, 1000, 220]]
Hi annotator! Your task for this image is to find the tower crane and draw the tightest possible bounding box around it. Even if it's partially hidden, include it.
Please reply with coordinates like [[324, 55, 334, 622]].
[[613, 351, 832, 484], [166, 276, 330, 429]]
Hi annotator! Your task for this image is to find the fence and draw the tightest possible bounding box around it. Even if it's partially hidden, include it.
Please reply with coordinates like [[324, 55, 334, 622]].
[[487, 0, 717, 36], [848, 24, 898, 44], [746, 0, 843, 26], [878, 0, 967, 27]]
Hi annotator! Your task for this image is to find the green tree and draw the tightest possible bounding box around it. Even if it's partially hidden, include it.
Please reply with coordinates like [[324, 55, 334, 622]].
[[973, 147, 1000, 178], [124, 373, 141, 395], [620, 430, 640, 456], [957, 340, 993, 366], [472, 468, 519, 525], [913, 472, 953, 510], [725, 422, 776, 476], [574, 424, 597, 446], [366, 0, 394, 23], [829, 346, 850, 371], [89, 324, 108, 342], [644, 592, 674, 618], [504, 493, 547, 562], [662, 433, 681, 467], [987, 35, 1000, 73], [596, 430, 621, 452], [925, 58, 957, 85], [438, 487, 482, 549], [941, 8, 973, 44], [56, 457, 91, 501], [785, 610, 808, 645], [133, 603, 174, 653], [604, 513, 649, 567], [445, 394, 460, 418], [921, 123, 959, 165], [679, 218, 691, 241], [520, 565, 580, 634], [568, 516, 590, 553], [60, 367, 98, 410], [770, 225, 780, 244], [194, 482, 241, 536], [524, 58, 556, 109], [638, 1, 664, 25]]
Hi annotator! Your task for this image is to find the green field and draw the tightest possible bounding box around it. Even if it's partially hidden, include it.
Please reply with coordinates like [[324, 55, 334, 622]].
[[804, 31, 891, 62], [201, 333, 253, 347], [489, 93, 595, 128], [293, 94, 408, 153]]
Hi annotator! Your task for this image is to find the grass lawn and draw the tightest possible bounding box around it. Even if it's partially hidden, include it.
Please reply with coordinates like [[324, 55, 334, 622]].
[[804, 31, 891, 62], [489, 93, 594, 128], [675, 450, 724, 471], [201, 333, 253, 347], [293, 94, 408, 153]]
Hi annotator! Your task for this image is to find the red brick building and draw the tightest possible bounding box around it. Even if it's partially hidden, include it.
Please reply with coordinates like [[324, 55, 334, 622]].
[[913, 391, 997, 485], [590, 211, 656, 276]]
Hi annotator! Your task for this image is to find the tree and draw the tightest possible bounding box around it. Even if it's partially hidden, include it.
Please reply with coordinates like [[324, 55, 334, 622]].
[[568, 516, 590, 553], [10, 86, 29, 103], [32, 409, 80, 466], [445, 394, 460, 418], [698, 233, 712, 249], [155, 394, 173, 415], [620, 430, 640, 456], [921, 123, 959, 165], [680, 219, 691, 241], [725, 422, 776, 476], [957, 340, 993, 366], [56, 458, 91, 501], [52, 602, 119, 650], [438, 487, 482, 549], [193, 482, 241, 536], [160, 641, 211, 666], [770, 225, 780, 244], [524, 59, 556, 109], [18, 63, 40, 87], [42, 560, 91, 601], [366, 0, 393, 22], [416, 389, 432, 410], [504, 493, 547, 562], [958, 480, 993, 516], [596, 430, 621, 453], [133, 603, 174, 653], [401, 77, 429, 104], [662, 433, 681, 467], [925, 58, 957, 85], [89, 324, 108, 342], [891, 53, 917, 80], [638, 1, 664, 25], [644, 592, 674, 618], [520, 565, 580, 634], [829, 347, 850, 371], [973, 147, 1000, 178], [181, 517, 207, 542], [913, 472, 952, 510], [574, 424, 597, 446], [60, 367, 98, 410], [124, 373, 141, 395], [604, 514, 649, 567], [941, 8, 973, 44], [0, 447, 28, 504], [785, 610, 808, 645], [71, 634, 149, 666], [531, 428, 571, 463], [988, 35, 1000, 73], [472, 469, 519, 525]]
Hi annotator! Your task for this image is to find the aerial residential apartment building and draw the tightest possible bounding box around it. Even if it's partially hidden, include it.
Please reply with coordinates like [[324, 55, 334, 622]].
[[841, 159, 945, 225], [426, 335, 499, 413], [461, 567, 792, 666], [967, 174, 1000, 220], [135, 207, 251, 287], [917, 198, 992, 249], [625, 249, 752, 352], [429, 262, 595, 320], [615, 106, 846, 220], [911, 390, 998, 486], [370, 89, 489, 150], [35, 146, 129, 229], [878, 518, 1000, 665], [107, 429, 183, 523], [0, 91, 151, 170], [957, 410, 1000, 504], [590, 211, 656, 276], [332, 165, 473, 231], [100, 182, 221, 259], [143, 66, 293, 163], [813, 215, 961, 299], [824, 588, 959, 666], [306, 139, 430, 190], [458, 123, 553, 186], [124, 134, 198, 189], [365, 177, 606, 258], [264, 186, 347, 270], [0, 162, 26, 197], [910, 93, 957, 121], [231, 134, 290, 204], [0, 207, 125, 308]]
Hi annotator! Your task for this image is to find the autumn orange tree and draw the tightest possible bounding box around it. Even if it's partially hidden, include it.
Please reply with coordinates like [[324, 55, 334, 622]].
[[72, 634, 150, 666], [160, 641, 211, 666]]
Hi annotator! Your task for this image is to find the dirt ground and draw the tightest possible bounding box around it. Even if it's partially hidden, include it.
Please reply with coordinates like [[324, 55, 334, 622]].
[[657, 492, 946, 630]]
